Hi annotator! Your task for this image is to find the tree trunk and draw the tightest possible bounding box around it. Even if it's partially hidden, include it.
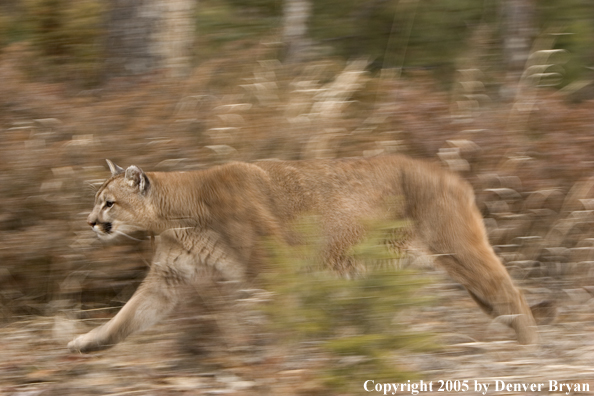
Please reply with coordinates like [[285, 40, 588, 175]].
[[155, 0, 197, 78], [282, 0, 312, 63], [105, 0, 196, 79], [501, 0, 536, 85]]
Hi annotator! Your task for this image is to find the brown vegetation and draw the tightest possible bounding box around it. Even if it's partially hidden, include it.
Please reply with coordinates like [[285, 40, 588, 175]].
[[2, 41, 594, 394]]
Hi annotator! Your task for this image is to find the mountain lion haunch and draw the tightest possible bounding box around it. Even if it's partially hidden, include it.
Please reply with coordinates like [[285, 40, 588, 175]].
[[67, 156, 538, 352]]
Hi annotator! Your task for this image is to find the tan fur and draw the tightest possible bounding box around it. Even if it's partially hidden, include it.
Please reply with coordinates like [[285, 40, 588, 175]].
[[68, 155, 538, 352]]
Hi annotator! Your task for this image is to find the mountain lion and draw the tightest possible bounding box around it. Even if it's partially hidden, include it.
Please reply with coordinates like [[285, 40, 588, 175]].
[[68, 156, 538, 352]]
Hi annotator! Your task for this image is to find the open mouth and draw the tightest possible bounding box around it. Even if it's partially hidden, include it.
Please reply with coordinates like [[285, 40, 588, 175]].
[[91, 222, 113, 237], [92, 222, 147, 243], [103, 222, 112, 234]]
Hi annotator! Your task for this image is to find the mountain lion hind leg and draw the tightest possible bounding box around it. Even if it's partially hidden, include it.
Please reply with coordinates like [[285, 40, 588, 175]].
[[404, 166, 538, 345], [432, 249, 538, 345]]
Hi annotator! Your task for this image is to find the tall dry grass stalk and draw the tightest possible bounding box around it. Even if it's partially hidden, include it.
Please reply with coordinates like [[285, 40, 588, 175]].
[[232, 59, 371, 159], [507, 34, 567, 136]]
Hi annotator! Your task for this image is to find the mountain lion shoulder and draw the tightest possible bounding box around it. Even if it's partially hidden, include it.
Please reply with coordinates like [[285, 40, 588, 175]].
[[67, 155, 538, 352]]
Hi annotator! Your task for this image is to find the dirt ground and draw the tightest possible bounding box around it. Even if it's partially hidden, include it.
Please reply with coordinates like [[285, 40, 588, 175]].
[[2, 267, 594, 396]]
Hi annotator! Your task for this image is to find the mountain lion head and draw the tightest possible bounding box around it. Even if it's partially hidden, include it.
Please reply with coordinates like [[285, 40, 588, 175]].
[[87, 160, 152, 241]]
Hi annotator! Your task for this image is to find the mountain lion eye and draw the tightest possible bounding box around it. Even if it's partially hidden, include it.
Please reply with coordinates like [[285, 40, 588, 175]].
[[105, 201, 114, 208]]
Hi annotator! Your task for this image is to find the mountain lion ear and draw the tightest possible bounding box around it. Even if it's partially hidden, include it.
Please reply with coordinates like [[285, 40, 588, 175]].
[[125, 165, 149, 194], [106, 159, 124, 176]]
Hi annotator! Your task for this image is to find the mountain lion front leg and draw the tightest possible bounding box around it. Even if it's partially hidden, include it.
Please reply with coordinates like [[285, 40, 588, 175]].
[[68, 265, 181, 353]]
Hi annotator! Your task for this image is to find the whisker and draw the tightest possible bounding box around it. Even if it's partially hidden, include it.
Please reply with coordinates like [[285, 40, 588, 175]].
[[85, 181, 103, 193], [115, 230, 145, 242]]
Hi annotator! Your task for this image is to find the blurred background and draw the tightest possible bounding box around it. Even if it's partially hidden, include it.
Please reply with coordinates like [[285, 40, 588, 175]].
[[1, 0, 594, 395]]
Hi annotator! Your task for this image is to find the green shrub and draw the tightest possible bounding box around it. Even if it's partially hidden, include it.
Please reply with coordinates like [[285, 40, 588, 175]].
[[261, 217, 436, 392]]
